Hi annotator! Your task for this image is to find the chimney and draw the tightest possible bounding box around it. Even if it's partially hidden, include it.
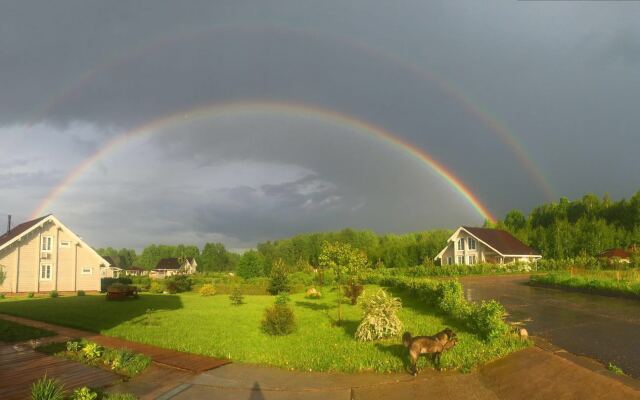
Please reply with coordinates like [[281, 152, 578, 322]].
[[7, 215, 11, 233]]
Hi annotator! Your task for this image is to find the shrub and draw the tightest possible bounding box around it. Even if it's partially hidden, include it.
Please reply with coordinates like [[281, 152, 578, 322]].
[[343, 281, 364, 305], [28, 292, 35, 298], [77, 290, 86, 296], [103, 393, 138, 400], [355, 289, 403, 341], [262, 299, 296, 336], [229, 286, 244, 305], [66, 340, 82, 352], [101, 277, 133, 292], [468, 300, 509, 340], [0, 293, 5, 299], [305, 287, 321, 299], [267, 259, 291, 295], [199, 284, 216, 296], [49, 290, 58, 298], [102, 348, 151, 376], [71, 387, 97, 400], [164, 275, 192, 293], [81, 342, 103, 360], [149, 281, 164, 293], [30, 375, 65, 400]]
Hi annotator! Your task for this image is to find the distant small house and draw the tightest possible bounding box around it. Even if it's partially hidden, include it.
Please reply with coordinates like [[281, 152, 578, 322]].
[[150, 257, 197, 279], [100, 256, 123, 278], [435, 226, 542, 265], [597, 248, 631, 263], [123, 267, 148, 277]]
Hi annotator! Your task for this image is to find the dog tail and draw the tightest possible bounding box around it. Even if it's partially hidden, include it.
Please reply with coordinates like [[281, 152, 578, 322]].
[[402, 332, 412, 348]]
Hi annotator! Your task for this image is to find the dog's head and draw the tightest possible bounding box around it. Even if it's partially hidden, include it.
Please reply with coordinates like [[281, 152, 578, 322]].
[[441, 328, 456, 340], [402, 332, 412, 348], [443, 337, 459, 351]]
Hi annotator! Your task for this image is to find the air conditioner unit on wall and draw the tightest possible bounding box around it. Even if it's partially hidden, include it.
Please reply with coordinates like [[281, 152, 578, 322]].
[[41, 253, 51, 260]]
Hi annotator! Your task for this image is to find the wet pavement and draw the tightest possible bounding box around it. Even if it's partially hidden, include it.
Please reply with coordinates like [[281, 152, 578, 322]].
[[461, 274, 640, 378]]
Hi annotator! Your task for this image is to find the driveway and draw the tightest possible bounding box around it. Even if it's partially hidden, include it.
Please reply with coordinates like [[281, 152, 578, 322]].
[[460, 274, 640, 378]]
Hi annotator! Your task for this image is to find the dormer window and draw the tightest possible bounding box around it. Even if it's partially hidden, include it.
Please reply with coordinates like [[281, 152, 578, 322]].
[[457, 238, 465, 251], [468, 238, 476, 250]]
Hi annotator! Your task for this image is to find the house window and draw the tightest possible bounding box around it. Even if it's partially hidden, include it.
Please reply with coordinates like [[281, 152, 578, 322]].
[[468, 255, 477, 265], [468, 238, 476, 250], [81, 267, 92, 275], [41, 236, 53, 252], [457, 238, 465, 251], [40, 264, 52, 280], [447, 256, 452, 265], [457, 256, 465, 265], [60, 241, 71, 248]]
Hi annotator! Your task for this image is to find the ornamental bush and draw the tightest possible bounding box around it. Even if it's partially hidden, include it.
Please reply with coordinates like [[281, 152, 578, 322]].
[[30, 375, 65, 400], [267, 259, 291, 295], [343, 281, 364, 305], [199, 284, 216, 296], [164, 275, 192, 293], [355, 289, 403, 342], [229, 286, 244, 305], [149, 281, 164, 293], [262, 298, 296, 336]]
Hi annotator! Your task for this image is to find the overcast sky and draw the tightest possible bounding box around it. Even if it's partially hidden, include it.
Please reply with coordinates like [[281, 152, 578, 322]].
[[1, 1, 640, 250]]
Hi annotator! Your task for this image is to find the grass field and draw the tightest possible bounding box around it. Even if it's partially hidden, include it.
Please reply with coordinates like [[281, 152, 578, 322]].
[[0, 286, 528, 373], [0, 319, 56, 342], [530, 270, 640, 299]]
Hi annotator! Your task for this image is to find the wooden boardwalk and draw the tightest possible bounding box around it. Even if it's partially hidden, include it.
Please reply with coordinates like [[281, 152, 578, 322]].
[[0, 344, 117, 400], [0, 314, 231, 373]]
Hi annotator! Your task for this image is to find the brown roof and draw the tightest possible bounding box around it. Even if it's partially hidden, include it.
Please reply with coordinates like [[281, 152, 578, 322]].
[[0, 215, 51, 249], [598, 248, 631, 259], [102, 256, 116, 267], [463, 226, 540, 256], [155, 258, 182, 270]]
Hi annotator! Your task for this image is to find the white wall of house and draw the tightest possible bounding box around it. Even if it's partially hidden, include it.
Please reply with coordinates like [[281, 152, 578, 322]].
[[0, 219, 103, 293], [437, 228, 539, 265]]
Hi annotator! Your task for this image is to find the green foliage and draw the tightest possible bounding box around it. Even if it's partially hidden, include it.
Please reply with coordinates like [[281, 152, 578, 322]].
[[71, 387, 97, 400], [530, 270, 640, 299], [0, 293, 5, 299], [607, 363, 626, 376], [164, 275, 192, 293], [82, 341, 103, 360], [77, 290, 86, 296], [372, 275, 510, 341], [199, 242, 236, 272], [261, 302, 296, 336], [355, 289, 403, 341], [101, 348, 151, 376], [274, 292, 290, 305], [49, 290, 58, 298], [267, 259, 291, 295], [28, 292, 35, 298], [229, 286, 244, 305], [0, 319, 55, 342], [199, 283, 216, 296], [343, 282, 364, 305], [149, 281, 164, 293], [101, 278, 133, 293], [0, 265, 6, 287], [102, 394, 138, 400], [30, 375, 65, 400], [96, 248, 137, 269], [136, 244, 199, 270], [237, 250, 264, 279], [66, 340, 81, 352]]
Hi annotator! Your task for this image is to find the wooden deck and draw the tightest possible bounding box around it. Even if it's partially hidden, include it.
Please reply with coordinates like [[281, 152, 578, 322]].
[[0, 314, 231, 373], [0, 344, 118, 400]]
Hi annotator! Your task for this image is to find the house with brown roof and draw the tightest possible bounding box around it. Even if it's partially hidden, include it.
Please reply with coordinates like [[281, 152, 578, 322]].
[[150, 257, 197, 279], [435, 226, 542, 265], [597, 248, 633, 263], [123, 266, 148, 277], [0, 215, 110, 293]]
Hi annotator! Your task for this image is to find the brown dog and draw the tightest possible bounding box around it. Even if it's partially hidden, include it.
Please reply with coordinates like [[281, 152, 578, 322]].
[[402, 328, 458, 375]]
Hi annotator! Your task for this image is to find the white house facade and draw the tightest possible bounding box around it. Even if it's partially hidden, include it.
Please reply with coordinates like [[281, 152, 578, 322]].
[[435, 226, 542, 266]]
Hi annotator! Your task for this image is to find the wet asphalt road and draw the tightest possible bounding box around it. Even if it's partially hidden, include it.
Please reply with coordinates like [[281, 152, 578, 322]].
[[460, 275, 640, 378]]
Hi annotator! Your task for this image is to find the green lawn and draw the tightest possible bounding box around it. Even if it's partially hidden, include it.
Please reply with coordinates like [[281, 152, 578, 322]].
[[0, 286, 528, 373], [0, 319, 56, 342], [530, 270, 640, 299]]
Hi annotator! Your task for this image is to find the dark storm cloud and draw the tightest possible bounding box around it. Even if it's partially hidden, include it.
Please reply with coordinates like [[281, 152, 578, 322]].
[[1, 1, 640, 247]]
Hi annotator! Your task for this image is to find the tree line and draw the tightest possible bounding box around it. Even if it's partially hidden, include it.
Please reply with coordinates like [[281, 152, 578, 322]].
[[97, 190, 640, 273], [496, 191, 640, 259]]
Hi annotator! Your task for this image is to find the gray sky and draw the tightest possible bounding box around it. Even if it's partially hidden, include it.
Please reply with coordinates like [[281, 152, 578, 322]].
[[1, 1, 639, 249]]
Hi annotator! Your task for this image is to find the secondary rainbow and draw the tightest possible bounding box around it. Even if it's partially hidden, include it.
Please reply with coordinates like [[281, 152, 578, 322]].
[[31, 101, 496, 222], [27, 24, 554, 200]]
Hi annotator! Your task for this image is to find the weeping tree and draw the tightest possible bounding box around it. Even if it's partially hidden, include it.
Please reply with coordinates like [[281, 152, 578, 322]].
[[318, 241, 368, 323]]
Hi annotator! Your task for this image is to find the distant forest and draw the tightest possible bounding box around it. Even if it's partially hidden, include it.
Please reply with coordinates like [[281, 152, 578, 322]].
[[97, 191, 640, 272]]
